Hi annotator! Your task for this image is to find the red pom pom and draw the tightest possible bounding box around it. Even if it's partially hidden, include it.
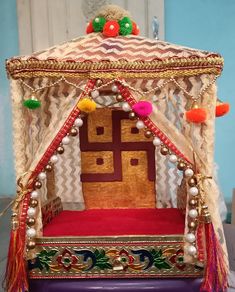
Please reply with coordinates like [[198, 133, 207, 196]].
[[132, 21, 140, 35], [103, 21, 119, 37], [215, 102, 230, 117], [185, 108, 207, 123], [86, 21, 94, 34]]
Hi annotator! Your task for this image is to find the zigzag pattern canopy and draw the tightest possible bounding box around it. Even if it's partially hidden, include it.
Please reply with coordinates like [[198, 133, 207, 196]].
[[6, 34, 223, 80]]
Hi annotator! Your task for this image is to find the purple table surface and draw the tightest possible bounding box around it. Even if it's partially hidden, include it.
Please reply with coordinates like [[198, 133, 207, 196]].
[[29, 278, 202, 292]]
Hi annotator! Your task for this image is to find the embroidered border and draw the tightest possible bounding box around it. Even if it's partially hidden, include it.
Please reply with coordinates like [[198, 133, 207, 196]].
[[29, 235, 203, 278]]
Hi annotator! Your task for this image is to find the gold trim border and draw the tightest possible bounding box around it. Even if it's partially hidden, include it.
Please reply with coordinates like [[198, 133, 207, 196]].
[[36, 234, 185, 244], [6, 57, 223, 79]]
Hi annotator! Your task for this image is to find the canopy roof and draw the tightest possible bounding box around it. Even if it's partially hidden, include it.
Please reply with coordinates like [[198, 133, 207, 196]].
[[6, 33, 223, 80]]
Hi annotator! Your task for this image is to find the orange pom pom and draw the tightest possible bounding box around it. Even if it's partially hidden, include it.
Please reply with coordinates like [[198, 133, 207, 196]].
[[186, 108, 207, 123], [215, 102, 230, 117], [132, 21, 140, 35], [103, 20, 119, 37], [86, 21, 94, 34]]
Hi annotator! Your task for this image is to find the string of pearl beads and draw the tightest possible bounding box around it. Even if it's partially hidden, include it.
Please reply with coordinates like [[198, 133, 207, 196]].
[[120, 95, 199, 259], [26, 115, 84, 251]]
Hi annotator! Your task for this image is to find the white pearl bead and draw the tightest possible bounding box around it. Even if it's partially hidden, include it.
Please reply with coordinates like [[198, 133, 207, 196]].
[[50, 155, 58, 164], [122, 102, 131, 112], [153, 137, 161, 146], [110, 25, 114, 30], [62, 136, 70, 145], [189, 187, 199, 196], [74, 118, 83, 127], [136, 120, 145, 129], [91, 90, 100, 98], [95, 17, 99, 23], [185, 168, 194, 177], [188, 209, 198, 219], [27, 228, 36, 238], [125, 23, 130, 28], [185, 233, 196, 243], [169, 154, 178, 163], [31, 191, 39, 199], [187, 245, 197, 256], [27, 207, 36, 217], [38, 172, 46, 180], [111, 85, 118, 92]]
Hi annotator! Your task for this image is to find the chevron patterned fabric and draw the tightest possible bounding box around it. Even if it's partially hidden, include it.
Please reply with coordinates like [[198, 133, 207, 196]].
[[6, 33, 223, 81], [19, 34, 218, 62]]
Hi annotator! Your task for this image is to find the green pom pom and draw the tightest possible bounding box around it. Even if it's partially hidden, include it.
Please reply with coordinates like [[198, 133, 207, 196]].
[[92, 17, 106, 32], [118, 17, 133, 35], [23, 99, 41, 109]]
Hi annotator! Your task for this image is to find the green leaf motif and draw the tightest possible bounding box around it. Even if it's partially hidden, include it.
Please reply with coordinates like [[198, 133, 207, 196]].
[[43, 262, 50, 271], [154, 261, 171, 270], [94, 249, 105, 259], [39, 249, 58, 261], [29, 249, 59, 271], [150, 249, 172, 270], [93, 249, 112, 270]]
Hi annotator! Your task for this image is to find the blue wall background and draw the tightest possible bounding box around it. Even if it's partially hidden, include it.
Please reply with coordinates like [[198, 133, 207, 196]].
[[0, 0, 18, 197], [165, 0, 235, 202], [0, 0, 234, 202]]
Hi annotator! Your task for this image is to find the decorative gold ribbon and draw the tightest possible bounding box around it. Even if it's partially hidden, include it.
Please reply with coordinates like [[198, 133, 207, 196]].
[[195, 174, 212, 202], [195, 173, 213, 223]]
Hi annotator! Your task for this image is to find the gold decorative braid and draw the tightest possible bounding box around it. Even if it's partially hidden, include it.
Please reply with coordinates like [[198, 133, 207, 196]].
[[9, 68, 221, 80], [195, 174, 212, 206], [6, 56, 223, 79]]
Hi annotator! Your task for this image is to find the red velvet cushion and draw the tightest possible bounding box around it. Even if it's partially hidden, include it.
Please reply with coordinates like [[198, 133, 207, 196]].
[[43, 208, 185, 237]]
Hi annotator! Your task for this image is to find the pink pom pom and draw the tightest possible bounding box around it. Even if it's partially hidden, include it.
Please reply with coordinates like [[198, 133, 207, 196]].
[[132, 101, 153, 117]]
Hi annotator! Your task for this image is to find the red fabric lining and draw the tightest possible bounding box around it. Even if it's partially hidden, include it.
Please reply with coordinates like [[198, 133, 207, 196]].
[[43, 208, 185, 237]]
